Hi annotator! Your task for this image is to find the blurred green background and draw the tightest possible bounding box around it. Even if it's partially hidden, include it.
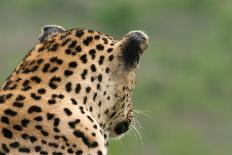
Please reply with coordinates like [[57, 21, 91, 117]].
[[0, 0, 232, 155]]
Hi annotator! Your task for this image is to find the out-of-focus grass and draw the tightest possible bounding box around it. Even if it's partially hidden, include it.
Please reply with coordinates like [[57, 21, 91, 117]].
[[0, 1, 231, 155]]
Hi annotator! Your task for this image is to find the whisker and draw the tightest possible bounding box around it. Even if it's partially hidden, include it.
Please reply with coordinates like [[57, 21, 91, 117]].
[[134, 109, 151, 118], [133, 117, 143, 129], [132, 125, 144, 144]]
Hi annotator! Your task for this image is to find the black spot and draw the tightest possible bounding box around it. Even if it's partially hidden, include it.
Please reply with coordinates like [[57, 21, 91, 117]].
[[69, 61, 77, 68], [47, 113, 55, 120], [102, 37, 108, 44], [41, 130, 49, 136], [31, 93, 41, 100], [68, 119, 80, 128], [98, 56, 105, 65], [98, 101, 102, 107], [76, 150, 83, 155], [61, 38, 71, 46], [90, 64, 96, 72], [94, 35, 100, 40], [34, 116, 43, 121], [58, 94, 64, 99], [75, 83, 81, 93], [96, 44, 104, 50], [71, 98, 78, 105], [105, 67, 110, 73], [83, 36, 93, 46], [50, 57, 63, 65], [79, 106, 85, 114], [38, 46, 45, 52], [65, 82, 72, 92], [97, 84, 101, 90], [0, 95, 5, 104], [48, 43, 59, 52], [98, 151, 103, 155], [35, 125, 42, 130], [48, 99, 56, 104], [37, 58, 44, 64], [110, 112, 116, 118], [48, 142, 59, 148], [1, 116, 9, 124], [64, 108, 72, 116], [28, 105, 42, 114], [49, 76, 61, 89], [68, 40, 77, 49], [98, 74, 103, 82], [41, 140, 47, 144], [53, 118, 60, 126], [6, 94, 13, 99], [89, 106, 93, 112], [21, 134, 29, 141], [61, 136, 68, 142], [13, 124, 22, 131], [65, 48, 72, 55], [2, 128, 13, 139], [93, 93, 97, 101], [54, 128, 60, 133], [91, 77, 95, 82], [2, 81, 17, 90], [87, 115, 94, 122], [35, 145, 41, 152], [64, 70, 73, 77], [4, 109, 17, 116], [75, 45, 82, 52], [75, 30, 84, 38], [88, 30, 94, 33], [81, 69, 88, 79], [68, 148, 74, 154], [109, 55, 114, 61], [30, 136, 37, 143], [104, 109, 109, 114], [93, 124, 98, 129], [85, 87, 91, 93], [73, 130, 98, 148], [89, 49, 96, 59], [9, 141, 20, 148], [38, 88, 46, 94], [50, 66, 59, 73], [22, 80, 31, 91], [42, 63, 50, 73], [21, 119, 30, 127], [80, 54, 87, 63], [31, 76, 41, 83], [83, 96, 87, 104], [18, 147, 30, 153]]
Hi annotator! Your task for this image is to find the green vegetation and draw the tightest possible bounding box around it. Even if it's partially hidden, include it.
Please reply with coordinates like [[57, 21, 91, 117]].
[[0, 1, 231, 154]]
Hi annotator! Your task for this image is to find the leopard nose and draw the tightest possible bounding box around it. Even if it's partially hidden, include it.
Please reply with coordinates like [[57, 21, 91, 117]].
[[114, 121, 129, 135]]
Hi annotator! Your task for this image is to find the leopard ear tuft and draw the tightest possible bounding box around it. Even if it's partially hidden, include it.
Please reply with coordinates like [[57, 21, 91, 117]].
[[39, 25, 65, 43]]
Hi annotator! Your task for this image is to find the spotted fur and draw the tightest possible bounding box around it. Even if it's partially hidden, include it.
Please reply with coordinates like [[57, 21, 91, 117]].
[[0, 25, 149, 155]]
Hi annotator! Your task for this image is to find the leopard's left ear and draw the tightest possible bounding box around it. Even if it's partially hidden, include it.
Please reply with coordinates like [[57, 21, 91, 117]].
[[39, 25, 65, 43]]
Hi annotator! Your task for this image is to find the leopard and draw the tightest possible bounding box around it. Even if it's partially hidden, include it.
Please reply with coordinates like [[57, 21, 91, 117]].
[[0, 25, 149, 155]]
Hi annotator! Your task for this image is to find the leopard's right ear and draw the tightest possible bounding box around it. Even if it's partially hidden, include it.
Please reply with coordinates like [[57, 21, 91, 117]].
[[39, 25, 65, 43]]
